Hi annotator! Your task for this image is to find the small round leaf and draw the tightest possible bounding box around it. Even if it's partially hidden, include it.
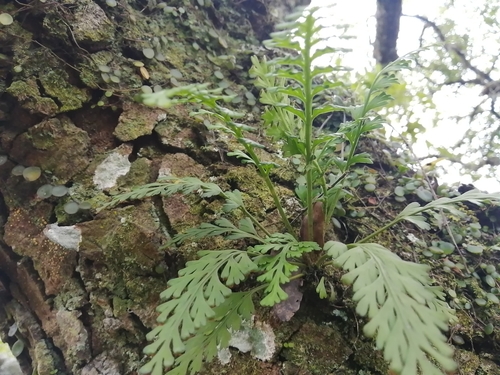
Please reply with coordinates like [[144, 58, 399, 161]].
[[0, 13, 13, 26]]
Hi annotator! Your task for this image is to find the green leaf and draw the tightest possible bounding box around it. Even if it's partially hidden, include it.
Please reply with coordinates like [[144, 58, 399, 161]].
[[172, 218, 263, 244], [277, 87, 306, 102], [143, 290, 257, 375], [311, 46, 338, 63], [316, 276, 327, 299], [270, 68, 305, 82], [312, 104, 343, 120], [331, 243, 456, 375], [227, 150, 255, 165], [228, 122, 258, 133], [140, 250, 257, 374], [282, 136, 306, 156], [346, 153, 373, 167], [396, 190, 500, 222], [138, 83, 227, 109], [99, 177, 223, 211], [254, 234, 319, 306], [312, 81, 343, 96], [365, 92, 393, 112], [238, 217, 258, 237], [222, 190, 244, 212], [371, 74, 399, 91], [324, 240, 348, 258], [238, 137, 266, 149], [279, 105, 306, 122], [404, 215, 431, 230]]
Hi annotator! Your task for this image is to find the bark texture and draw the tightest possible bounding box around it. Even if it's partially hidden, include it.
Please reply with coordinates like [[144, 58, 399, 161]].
[[373, 0, 402, 65]]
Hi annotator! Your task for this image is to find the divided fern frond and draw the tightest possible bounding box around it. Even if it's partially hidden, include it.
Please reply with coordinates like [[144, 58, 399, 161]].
[[326, 241, 456, 375], [100, 177, 223, 211], [171, 217, 262, 245], [253, 233, 320, 306], [394, 189, 500, 231], [137, 83, 233, 109], [139, 250, 257, 375], [164, 290, 258, 375]]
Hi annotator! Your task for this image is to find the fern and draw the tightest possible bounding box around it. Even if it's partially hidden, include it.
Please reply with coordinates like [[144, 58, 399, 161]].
[[96, 6, 500, 375], [171, 217, 262, 245], [326, 241, 456, 375], [252, 233, 319, 306], [99, 177, 223, 211], [164, 290, 258, 375], [139, 250, 257, 375]]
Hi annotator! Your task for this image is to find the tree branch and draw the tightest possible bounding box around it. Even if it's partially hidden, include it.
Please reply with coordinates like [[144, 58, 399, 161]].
[[404, 14, 492, 84]]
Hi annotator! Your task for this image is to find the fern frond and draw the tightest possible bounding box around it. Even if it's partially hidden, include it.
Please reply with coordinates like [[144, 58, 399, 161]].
[[171, 217, 262, 245], [254, 233, 319, 306], [221, 189, 245, 212], [326, 241, 456, 375], [396, 189, 500, 230], [137, 83, 232, 109], [164, 289, 258, 375], [99, 177, 223, 211], [139, 250, 257, 375]]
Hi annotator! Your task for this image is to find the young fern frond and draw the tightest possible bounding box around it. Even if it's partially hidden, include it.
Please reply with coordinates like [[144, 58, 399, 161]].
[[325, 241, 457, 375], [139, 250, 257, 375], [252, 233, 320, 306]]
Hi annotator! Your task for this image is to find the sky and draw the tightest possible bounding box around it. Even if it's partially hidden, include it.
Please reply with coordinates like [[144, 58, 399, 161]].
[[308, 0, 500, 192]]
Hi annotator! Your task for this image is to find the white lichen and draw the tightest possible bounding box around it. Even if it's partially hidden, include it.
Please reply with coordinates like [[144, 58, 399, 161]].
[[217, 318, 276, 365], [43, 224, 82, 251], [93, 152, 131, 190]]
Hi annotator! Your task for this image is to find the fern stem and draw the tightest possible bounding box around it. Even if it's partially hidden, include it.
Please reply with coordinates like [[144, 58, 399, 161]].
[[357, 218, 402, 243], [304, 18, 314, 243], [238, 204, 272, 237], [242, 145, 296, 237], [313, 160, 328, 199]]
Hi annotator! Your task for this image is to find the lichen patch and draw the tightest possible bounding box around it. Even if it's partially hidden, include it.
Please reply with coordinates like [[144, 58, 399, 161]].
[[93, 149, 132, 190], [43, 224, 82, 251]]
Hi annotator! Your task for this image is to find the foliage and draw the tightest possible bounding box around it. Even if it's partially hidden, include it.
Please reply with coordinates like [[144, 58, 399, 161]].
[[99, 6, 500, 375], [378, 0, 500, 183]]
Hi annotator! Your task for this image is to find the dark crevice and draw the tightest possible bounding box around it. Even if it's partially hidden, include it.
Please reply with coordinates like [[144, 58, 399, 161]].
[[77, 304, 94, 357], [43, 337, 71, 375], [0, 193, 9, 235], [126, 310, 149, 338], [35, 78, 63, 108], [152, 195, 174, 238]]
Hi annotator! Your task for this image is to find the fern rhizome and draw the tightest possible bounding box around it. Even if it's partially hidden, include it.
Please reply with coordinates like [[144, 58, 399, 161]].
[[100, 6, 500, 375]]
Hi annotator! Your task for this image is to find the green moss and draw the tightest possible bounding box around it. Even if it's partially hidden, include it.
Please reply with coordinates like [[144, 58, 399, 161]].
[[39, 70, 91, 112], [116, 158, 153, 188], [34, 341, 57, 375], [224, 167, 274, 215], [281, 321, 353, 374], [7, 79, 59, 116]]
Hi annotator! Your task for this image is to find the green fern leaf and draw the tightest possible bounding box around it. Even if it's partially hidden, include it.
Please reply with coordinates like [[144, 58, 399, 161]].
[[139, 250, 257, 375], [99, 177, 223, 211], [171, 218, 263, 245], [253, 233, 319, 306], [222, 189, 245, 212], [165, 290, 257, 375], [396, 190, 500, 228], [227, 150, 255, 165], [138, 83, 231, 109], [330, 242, 456, 375]]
